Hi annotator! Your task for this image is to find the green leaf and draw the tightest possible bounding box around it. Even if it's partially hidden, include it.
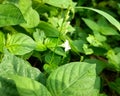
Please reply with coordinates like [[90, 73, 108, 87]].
[[97, 17, 119, 35], [100, 26, 119, 35], [76, 7, 120, 31], [0, 76, 20, 96], [20, 7, 40, 28], [47, 62, 100, 96], [0, 50, 44, 82], [33, 29, 47, 51], [0, 74, 51, 96], [107, 50, 120, 71], [6, 33, 35, 55], [0, 31, 5, 52], [45, 37, 58, 48], [70, 40, 86, 53], [33, 29, 46, 42], [50, 47, 66, 57], [83, 44, 93, 55], [82, 18, 100, 32], [109, 78, 120, 95], [4, 0, 40, 28], [3, 0, 32, 14], [93, 31, 106, 42], [37, 21, 59, 37], [44, 0, 76, 9], [18, 0, 40, 28], [84, 59, 107, 74], [82, 18, 119, 36], [45, 52, 61, 65], [0, 4, 25, 27], [44, 38, 66, 56], [87, 34, 102, 47], [90, 47, 107, 56]]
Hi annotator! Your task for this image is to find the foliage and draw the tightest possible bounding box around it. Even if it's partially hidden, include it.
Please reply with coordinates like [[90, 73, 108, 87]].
[[0, 0, 120, 95]]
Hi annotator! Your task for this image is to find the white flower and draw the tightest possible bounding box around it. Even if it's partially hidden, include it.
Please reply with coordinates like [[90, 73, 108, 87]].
[[61, 40, 71, 52]]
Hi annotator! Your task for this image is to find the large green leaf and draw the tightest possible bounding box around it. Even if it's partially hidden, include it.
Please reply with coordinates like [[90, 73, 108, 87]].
[[4, 0, 40, 28], [6, 33, 35, 55], [0, 74, 51, 96], [20, 7, 40, 28], [0, 50, 44, 82], [44, 0, 76, 9], [47, 62, 100, 96], [0, 4, 25, 27], [76, 7, 120, 31], [4, 0, 32, 13]]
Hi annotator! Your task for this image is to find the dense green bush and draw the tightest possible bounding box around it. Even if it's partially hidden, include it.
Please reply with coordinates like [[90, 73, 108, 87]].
[[0, 0, 120, 95]]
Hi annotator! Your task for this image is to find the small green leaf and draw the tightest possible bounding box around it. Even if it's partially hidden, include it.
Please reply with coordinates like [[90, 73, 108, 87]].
[[33, 29, 47, 51], [50, 47, 66, 57], [45, 52, 61, 65], [93, 31, 106, 42], [107, 50, 120, 71], [0, 4, 25, 27], [6, 33, 35, 55], [43, 63, 58, 74], [47, 62, 100, 96], [37, 21, 59, 37], [83, 44, 93, 55], [45, 37, 58, 48], [82, 18, 100, 31], [87, 34, 102, 47], [70, 40, 86, 53]]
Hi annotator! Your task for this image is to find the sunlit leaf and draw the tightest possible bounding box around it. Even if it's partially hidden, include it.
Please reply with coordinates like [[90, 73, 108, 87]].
[[20, 7, 40, 28], [33, 29, 47, 51], [107, 50, 120, 71], [4, 0, 40, 28], [47, 62, 100, 96], [0, 4, 25, 27], [6, 33, 35, 55]]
